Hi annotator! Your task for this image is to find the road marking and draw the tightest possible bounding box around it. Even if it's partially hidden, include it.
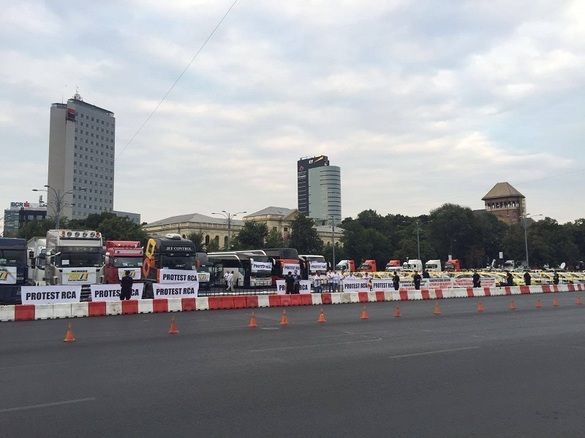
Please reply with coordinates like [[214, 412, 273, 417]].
[[0, 398, 96, 414], [248, 337, 382, 352], [388, 346, 479, 359]]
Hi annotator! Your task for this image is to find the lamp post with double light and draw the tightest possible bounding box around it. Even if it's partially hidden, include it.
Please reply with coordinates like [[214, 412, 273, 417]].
[[32, 185, 85, 228], [212, 210, 246, 250]]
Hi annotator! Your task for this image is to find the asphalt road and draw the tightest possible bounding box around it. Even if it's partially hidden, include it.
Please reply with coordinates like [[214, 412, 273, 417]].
[[2, 293, 585, 437]]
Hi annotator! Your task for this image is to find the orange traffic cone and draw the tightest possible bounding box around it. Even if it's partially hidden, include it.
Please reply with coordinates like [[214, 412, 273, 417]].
[[577, 296, 583, 306], [361, 305, 369, 320], [536, 299, 542, 309], [433, 302, 441, 315], [318, 308, 326, 323], [509, 300, 516, 311], [249, 312, 258, 328], [553, 298, 559, 307], [280, 309, 289, 326], [477, 301, 484, 312], [394, 305, 402, 318], [63, 322, 76, 343], [168, 316, 179, 334]]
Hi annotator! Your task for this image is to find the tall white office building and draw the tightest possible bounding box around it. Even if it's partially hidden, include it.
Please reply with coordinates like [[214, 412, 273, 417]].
[[297, 155, 341, 223], [47, 92, 115, 221]]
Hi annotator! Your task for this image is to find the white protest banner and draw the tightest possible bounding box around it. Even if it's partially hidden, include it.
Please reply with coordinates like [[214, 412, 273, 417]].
[[425, 278, 453, 289], [159, 268, 198, 283], [283, 263, 300, 275], [21, 285, 82, 304], [117, 267, 142, 281], [91, 283, 144, 301], [342, 279, 370, 292], [252, 261, 272, 272], [276, 280, 286, 295], [153, 282, 198, 298], [299, 280, 311, 294], [62, 268, 97, 284], [0, 266, 17, 285], [309, 261, 328, 273], [371, 279, 393, 291]]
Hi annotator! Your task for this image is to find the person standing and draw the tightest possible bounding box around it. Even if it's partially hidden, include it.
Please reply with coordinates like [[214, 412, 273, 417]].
[[313, 271, 323, 293], [227, 272, 235, 292], [523, 271, 531, 286], [292, 269, 300, 294], [285, 271, 295, 294], [224, 271, 230, 291], [553, 271, 560, 285], [506, 271, 514, 286], [472, 271, 481, 288], [413, 270, 422, 290], [392, 272, 400, 291], [120, 270, 134, 300]]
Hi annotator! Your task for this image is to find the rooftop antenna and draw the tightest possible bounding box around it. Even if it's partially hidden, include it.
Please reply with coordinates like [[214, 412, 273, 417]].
[[74, 79, 83, 101]]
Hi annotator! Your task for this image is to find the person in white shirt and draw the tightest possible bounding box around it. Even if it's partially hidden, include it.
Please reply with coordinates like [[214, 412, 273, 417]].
[[313, 271, 323, 293]]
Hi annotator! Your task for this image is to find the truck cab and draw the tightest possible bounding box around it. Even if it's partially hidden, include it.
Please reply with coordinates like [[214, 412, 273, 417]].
[[402, 259, 423, 272], [0, 238, 28, 304], [27, 237, 46, 286], [335, 259, 356, 272], [425, 259, 442, 272], [142, 234, 197, 298], [104, 240, 144, 284], [385, 259, 401, 272], [444, 259, 461, 272], [358, 260, 377, 272]]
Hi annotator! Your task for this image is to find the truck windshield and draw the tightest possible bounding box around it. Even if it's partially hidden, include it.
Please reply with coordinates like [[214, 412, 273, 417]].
[[161, 255, 195, 270], [113, 257, 143, 268], [0, 250, 26, 266], [57, 247, 103, 267]]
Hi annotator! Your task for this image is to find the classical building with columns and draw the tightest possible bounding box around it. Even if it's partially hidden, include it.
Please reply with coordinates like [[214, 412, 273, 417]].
[[142, 206, 342, 250]]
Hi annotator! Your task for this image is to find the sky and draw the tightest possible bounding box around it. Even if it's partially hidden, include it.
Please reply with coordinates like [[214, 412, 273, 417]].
[[1, 0, 585, 226]]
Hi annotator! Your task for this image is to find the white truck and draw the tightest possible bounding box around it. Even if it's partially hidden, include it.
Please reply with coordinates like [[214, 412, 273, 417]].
[[424, 259, 442, 272], [27, 237, 47, 285], [45, 229, 104, 300], [402, 259, 423, 272]]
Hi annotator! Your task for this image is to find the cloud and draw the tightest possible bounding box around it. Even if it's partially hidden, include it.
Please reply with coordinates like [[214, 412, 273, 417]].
[[1, 0, 584, 230]]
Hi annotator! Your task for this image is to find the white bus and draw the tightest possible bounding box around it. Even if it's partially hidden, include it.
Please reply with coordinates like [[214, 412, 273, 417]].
[[207, 251, 273, 288]]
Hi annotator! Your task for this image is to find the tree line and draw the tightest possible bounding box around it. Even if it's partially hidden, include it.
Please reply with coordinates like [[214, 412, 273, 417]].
[[12, 205, 585, 271]]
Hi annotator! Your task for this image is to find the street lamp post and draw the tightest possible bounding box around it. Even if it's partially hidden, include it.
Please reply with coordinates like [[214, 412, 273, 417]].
[[415, 220, 421, 260], [32, 185, 83, 228], [331, 216, 336, 270], [212, 210, 246, 250], [523, 213, 543, 269]]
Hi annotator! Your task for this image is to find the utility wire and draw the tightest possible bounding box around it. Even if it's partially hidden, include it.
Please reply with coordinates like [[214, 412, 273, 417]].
[[116, 0, 240, 159]]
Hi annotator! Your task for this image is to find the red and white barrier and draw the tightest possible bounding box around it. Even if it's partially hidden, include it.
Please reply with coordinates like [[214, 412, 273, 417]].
[[1, 284, 584, 322]]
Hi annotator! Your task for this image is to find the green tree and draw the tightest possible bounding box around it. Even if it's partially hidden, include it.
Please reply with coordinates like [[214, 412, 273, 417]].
[[232, 221, 268, 250], [15, 219, 55, 240], [186, 232, 205, 252], [289, 215, 323, 254], [266, 228, 286, 248]]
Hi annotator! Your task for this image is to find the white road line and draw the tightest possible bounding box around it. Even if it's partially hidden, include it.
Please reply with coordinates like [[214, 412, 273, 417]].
[[388, 346, 480, 359], [0, 397, 96, 414], [248, 337, 382, 352]]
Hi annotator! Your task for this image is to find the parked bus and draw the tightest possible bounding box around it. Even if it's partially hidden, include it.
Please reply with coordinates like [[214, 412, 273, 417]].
[[298, 254, 328, 282], [247, 248, 301, 285], [207, 251, 273, 288]]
